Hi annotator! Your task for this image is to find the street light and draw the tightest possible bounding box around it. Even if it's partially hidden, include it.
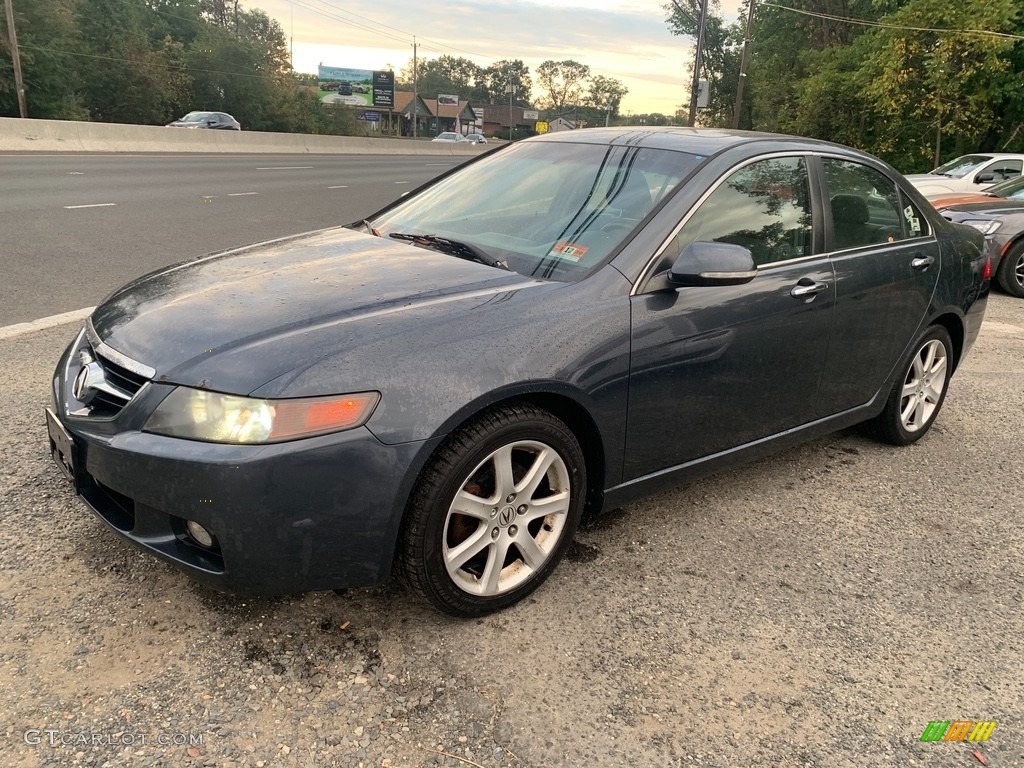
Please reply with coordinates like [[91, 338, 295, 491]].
[[505, 83, 516, 140]]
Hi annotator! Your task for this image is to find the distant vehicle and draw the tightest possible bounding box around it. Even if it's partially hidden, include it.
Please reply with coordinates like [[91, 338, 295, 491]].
[[166, 111, 241, 131], [466, 133, 487, 144], [942, 199, 1024, 297], [432, 132, 467, 143], [322, 81, 339, 91], [905, 153, 1024, 197], [352, 84, 369, 94], [927, 174, 1024, 210], [337, 82, 353, 96]]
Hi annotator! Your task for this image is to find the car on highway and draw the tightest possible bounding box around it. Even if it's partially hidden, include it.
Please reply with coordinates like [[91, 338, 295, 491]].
[[466, 133, 488, 144], [47, 128, 990, 617], [940, 201, 1024, 297], [431, 132, 467, 143], [905, 153, 1024, 197], [166, 111, 242, 131]]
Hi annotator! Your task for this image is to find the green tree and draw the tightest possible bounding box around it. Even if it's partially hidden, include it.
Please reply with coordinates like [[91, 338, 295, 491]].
[[481, 59, 531, 105], [0, 0, 89, 119], [536, 59, 590, 113]]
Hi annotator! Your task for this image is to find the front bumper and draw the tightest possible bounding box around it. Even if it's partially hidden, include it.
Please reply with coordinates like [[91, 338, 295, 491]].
[[49, 334, 438, 596]]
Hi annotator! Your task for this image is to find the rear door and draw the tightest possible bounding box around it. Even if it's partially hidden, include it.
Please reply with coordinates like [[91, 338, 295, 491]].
[[814, 156, 940, 412]]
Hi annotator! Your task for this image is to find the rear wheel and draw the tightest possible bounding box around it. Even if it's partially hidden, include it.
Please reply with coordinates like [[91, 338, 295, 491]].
[[996, 242, 1024, 298], [871, 325, 953, 445], [400, 404, 585, 616]]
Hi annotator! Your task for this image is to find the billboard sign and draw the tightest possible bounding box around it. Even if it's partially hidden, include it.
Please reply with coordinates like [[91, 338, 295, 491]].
[[437, 94, 459, 107], [317, 65, 394, 109], [523, 110, 539, 121], [372, 70, 394, 109]]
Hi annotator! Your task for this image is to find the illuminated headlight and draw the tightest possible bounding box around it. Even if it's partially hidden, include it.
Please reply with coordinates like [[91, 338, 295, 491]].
[[144, 388, 380, 444], [961, 219, 1002, 235]]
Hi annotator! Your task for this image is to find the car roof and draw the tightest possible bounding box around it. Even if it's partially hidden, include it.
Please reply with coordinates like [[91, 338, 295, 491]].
[[528, 126, 871, 159]]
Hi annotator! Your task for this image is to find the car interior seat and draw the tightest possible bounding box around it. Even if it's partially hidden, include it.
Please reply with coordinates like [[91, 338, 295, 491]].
[[830, 194, 876, 250]]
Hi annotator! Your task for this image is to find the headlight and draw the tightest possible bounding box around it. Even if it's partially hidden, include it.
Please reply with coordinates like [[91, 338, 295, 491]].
[[961, 219, 1002, 235], [144, 388, 380, 444]]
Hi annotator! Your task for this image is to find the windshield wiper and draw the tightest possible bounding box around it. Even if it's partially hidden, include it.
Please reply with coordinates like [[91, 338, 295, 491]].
[[389, 233, 509, 270]]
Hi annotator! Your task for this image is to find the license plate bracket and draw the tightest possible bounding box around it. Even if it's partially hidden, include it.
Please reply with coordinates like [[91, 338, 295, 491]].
[[46, 408, 81, 493]]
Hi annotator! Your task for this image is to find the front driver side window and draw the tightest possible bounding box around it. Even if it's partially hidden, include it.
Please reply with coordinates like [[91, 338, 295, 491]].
[[662, 156, 813, 269]]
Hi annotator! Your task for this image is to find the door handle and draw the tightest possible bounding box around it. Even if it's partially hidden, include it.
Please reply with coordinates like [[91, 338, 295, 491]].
[[790, 279, 829, 298], [911, 255, 935, 270]]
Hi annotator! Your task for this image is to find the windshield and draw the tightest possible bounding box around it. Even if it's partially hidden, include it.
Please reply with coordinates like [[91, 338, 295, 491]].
[[988, 175, 1024, 199], [372, 141, 701, 281], [179, 112, 214, 122], [932, 155, 991, 178]]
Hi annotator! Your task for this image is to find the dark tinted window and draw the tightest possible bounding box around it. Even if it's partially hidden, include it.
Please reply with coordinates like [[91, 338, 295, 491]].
[[662, 156, 813, 268], [984, 159, 1022, 181], [823, 159, 906, 250]]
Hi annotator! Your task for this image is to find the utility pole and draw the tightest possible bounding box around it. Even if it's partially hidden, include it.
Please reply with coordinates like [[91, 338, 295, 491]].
[[686, 0, 708, 127], [3, 0, 27, 118], [731, 0, 755, 129], [506, 83, 516, 140], [412, 36, 418, 138]]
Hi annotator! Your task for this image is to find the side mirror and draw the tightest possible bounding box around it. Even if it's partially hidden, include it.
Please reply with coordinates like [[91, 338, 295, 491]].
[[668, 242, 758, 287], [975, 172, 996, 183]]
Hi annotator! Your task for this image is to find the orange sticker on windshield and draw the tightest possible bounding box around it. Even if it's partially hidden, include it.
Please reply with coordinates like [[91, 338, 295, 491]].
[[549, 241, 589, 261]]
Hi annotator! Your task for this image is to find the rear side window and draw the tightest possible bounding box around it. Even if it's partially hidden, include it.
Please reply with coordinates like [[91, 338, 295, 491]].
[[823, 159, 910, 250]]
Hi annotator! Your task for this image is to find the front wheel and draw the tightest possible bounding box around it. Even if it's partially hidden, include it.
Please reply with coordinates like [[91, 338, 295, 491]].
[[871, 325, 953, 446], [996, 242, 1024, 298], [399, 404, 586, 616]]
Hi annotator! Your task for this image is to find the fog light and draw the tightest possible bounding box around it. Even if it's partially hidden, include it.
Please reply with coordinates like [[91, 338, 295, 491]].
[[186, 520, 215, 548]]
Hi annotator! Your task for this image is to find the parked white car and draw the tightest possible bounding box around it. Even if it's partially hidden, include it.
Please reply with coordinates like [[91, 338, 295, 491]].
[[431, 132, 467, 143], [905, 153, 1024, 196]]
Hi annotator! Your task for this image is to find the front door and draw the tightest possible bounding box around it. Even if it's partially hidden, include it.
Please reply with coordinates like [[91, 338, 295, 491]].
[[624, 155, 835, 479]]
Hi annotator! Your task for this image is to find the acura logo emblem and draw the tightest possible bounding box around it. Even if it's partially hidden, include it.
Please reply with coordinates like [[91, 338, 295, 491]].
[[498, 506, 517, 526], [73, 352, 106, 404]]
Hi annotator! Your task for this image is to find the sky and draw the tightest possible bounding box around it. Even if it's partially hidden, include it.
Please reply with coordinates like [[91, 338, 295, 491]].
[[250, 0, 744, 116]]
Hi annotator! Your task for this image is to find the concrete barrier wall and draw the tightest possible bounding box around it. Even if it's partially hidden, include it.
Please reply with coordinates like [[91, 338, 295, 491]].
[[0, 117, 490, 155]]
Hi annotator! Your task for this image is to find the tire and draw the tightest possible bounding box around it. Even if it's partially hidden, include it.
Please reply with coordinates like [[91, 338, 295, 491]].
[[996, 242, 1024, 298], [871, 325, 954, 446], [399, 403, 586, 617]]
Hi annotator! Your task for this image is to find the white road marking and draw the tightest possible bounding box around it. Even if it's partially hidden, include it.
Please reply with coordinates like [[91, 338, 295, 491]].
[[256, 166, 314, 170], [0, 306, 95, 341], [424, 163, 452, 167], [67, 172, 85, 175], [63, 203, 116, 209], [227, 192, 259, 196], [394, 181, 410, 184], [328, 185, 349, 189]]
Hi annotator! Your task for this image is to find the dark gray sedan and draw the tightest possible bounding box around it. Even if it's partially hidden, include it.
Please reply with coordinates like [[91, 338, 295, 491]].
[[47, 128, 990, 616]]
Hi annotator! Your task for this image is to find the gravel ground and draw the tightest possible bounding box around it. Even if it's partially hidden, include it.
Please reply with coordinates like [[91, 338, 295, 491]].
[[2, 295, 1022, 768]]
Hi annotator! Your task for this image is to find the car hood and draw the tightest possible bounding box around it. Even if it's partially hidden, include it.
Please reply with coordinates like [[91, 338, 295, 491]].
[[91, 228, 543, 394], [941, 200, 1024, 216]]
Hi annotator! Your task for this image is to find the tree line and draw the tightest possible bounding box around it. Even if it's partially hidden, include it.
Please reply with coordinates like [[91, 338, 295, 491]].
[[669, 0, 1024, 172], [0, 0, 628, 133]]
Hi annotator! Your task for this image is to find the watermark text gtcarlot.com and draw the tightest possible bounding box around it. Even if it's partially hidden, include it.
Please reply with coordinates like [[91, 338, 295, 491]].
[[24, 730, 203, 747]]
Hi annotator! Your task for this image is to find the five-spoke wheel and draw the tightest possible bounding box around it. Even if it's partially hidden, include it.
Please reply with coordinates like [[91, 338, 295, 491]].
[[872, 325, 953, 445], [400, 404, 585, 616]]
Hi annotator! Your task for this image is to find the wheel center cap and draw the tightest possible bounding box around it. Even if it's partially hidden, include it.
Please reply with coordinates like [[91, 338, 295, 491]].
[[497, 506, 517, 527]]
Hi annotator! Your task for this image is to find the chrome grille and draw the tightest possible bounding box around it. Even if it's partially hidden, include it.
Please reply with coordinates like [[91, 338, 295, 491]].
[[86, 351, 148, 416], [67, 322, 153, 418]]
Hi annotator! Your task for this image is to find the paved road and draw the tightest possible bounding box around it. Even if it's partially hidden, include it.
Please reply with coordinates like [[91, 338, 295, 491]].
[[0, 153, 466, 325]]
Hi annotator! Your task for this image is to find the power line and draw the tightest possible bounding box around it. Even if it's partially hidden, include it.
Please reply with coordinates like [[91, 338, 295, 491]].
[[759, 2, 1024, 41]]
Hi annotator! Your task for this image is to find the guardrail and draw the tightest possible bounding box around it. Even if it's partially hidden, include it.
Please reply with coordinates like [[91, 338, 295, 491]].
[[0, 117, 490, 155]]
